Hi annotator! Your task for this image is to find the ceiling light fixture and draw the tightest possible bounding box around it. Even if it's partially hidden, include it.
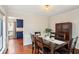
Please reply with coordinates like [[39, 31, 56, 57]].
[[42, 5, 52, 12], [45, 5, 50, 8], [45, 5, 50, 11]]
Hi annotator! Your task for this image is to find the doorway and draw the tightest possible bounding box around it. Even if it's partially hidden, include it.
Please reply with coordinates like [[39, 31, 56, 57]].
[[8, 21, 16, 39], [7, 18, 24, 54]]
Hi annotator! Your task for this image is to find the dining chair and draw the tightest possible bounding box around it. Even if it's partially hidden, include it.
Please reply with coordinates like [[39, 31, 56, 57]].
[[31, 34, 38, 54], [50, 32, 56, 38], [54, 36, 78, 54], [34, 32, 41, 36], [35, 36, 51, 54], [71, 36, 78, 54], [50, 32, 66, 41]]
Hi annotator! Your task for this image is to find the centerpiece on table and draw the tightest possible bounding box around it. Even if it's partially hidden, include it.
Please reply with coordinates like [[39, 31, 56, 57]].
[[44, 28, 52, 37]]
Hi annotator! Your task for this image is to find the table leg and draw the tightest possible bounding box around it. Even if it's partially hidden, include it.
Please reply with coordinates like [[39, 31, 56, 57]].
[[50, 43, 55, 54]]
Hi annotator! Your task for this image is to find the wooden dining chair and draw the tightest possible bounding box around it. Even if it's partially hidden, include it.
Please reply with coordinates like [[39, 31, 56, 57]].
[[71, 36, 78, 54], [34, 32, 41, 36], [31, 34, 38, 54], [54, 36, 78, 54], [50, 32, 56, 38], [35, 36, 51, 54], [50, 32, 66, 41]]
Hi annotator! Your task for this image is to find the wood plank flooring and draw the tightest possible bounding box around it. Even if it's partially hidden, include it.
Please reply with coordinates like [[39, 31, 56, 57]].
[[7, 39, 32, 54]]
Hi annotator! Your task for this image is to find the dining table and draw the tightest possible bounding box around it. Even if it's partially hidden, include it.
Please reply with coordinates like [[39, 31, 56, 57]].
[[39, 35, 68, 54]]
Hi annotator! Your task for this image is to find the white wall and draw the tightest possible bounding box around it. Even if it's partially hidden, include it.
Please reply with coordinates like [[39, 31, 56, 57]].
[[23, 15, 48, 45], [7, 13, 49, 45], [49, 8, 79, 49], [6, 6, 79, 49]]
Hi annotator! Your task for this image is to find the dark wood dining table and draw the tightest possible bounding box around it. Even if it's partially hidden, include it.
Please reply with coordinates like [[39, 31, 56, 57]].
[[39, 36, 68, 53]]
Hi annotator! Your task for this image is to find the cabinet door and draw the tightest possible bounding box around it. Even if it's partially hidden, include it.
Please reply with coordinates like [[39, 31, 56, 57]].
[[55, 23, 62, 40], [62, 23, 69, 32], [55, 23, 62, 33], [62, 23, 72, 41]]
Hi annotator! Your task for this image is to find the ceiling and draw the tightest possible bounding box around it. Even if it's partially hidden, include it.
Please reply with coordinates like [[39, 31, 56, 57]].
[[3, 5, 79, 17]]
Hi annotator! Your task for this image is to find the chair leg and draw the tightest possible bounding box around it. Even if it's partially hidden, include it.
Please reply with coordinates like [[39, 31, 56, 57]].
[[32, 47, 34, 54], [35, 48, 37, 54], [32, 43, 33, 54], [37, 48, 39, 54], [35, 48, 39, 54]]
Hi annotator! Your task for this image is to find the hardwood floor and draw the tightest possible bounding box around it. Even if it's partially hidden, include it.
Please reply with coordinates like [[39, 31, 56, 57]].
[[7, 39, 32, 54], [7, 38, 79, 54]]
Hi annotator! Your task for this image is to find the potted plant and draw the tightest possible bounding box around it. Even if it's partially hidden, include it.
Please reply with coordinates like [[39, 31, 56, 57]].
[[44, 28, 52, 36]]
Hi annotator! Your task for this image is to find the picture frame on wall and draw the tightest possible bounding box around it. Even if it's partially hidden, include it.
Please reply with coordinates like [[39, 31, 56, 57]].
[[16, 19, 23, 28]]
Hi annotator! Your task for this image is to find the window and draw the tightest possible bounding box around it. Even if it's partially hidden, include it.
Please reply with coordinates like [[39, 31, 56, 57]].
[[0, 15, 3, 51]]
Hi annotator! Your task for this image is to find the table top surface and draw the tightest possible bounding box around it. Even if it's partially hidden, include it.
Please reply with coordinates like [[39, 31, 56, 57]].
[[39, 35, 67, 45]]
